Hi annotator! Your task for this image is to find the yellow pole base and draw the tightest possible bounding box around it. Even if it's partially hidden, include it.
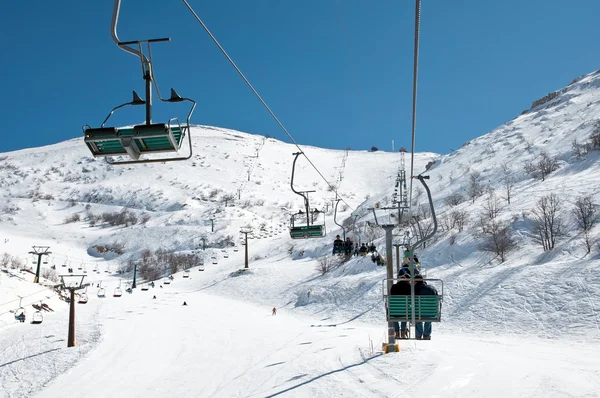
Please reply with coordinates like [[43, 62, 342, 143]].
[[383, 343, 399, 353]]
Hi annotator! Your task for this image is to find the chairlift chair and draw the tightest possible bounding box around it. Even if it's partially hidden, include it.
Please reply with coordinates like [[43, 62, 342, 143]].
[[113, 287, 122, 297], [14, 307, 26, 322], [78, 293, 88, 304], [211, 257, 218, 265], [141, 284, 149, 291], [31, 311, 43, 324], [82, 0, 196, 165], [163, 278, 171, 285], [289, 152, 326, 239], [183, 270, 190, 278]]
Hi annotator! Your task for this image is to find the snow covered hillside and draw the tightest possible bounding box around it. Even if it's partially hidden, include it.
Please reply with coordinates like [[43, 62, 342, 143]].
[[0, 69, 600, 397]]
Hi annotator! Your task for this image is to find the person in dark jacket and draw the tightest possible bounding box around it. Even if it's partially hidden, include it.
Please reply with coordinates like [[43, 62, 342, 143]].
[[390, 275, 411, 339], [359, 243, 368, 255], [414, 274, 438, 340], [332, 235, 343, 255], [343, 237, 353, 255]]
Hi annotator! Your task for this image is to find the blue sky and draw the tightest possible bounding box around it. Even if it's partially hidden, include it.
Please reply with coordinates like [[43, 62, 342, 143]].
[[1, 0, 599, 155]]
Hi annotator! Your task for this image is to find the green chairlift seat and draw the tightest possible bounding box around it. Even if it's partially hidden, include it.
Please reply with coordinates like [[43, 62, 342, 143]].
[[383, 278, 443, 323], [290, 224, 325, 239], [387, 295, 441, 322], [84, 123, 187, 159]]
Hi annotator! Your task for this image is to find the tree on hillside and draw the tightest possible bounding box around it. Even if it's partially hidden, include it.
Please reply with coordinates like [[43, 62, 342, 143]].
[[482, 190, 502, 220], [444, 192, 464, 207], [0, 253, 11, 268], [591, 120, 600, 150], [503, 176, 515, 204], [531, 193, 563, 251], [536, 151, 560, 181], [478, 220, 517, 262], [451, 209, 469, 232], [572, 195, 597, 254], [364, 223, 382, 243], [409, 204, 434, 249], [467, 171, 485, 204], [221, 193, 236, 207]]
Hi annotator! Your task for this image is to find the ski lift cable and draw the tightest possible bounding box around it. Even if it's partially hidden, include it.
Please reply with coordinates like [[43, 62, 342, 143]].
[[408, 0, 421, 211], [182, 0, 354, 212]]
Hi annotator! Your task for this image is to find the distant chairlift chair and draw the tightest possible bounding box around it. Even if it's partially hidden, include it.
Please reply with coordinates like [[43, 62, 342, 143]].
[[83, 0, 196, 165], [31, 311, 43, 324], [288, 152, 326, 239]]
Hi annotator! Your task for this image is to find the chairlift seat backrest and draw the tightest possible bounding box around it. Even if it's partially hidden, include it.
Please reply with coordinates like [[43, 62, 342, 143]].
[[290, 224, 325, 239], [387, 296, 441, 322], [84, 124, 185, 159]]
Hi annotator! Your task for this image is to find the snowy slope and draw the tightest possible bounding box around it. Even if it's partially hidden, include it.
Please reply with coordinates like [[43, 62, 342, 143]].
[[0, 70, 600, 397]]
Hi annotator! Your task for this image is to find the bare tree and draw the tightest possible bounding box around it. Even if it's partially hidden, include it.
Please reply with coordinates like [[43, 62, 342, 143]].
[[10, 257, 23, 270], [0, 253, 11, 268], [450, 209, 469, 232], [537, 151, 560, 181], [364, 223, 382, 243], [439, 213, 451, 232], [571, 138, 586, 159], [479, 220, 517, 262], [316, 256, 340, 275], [503, 176, 515, 204], [467, 171, 485, 204], [221, 193, 236, 207], [410, 205, 434, 248], [444, 192, 464, 207], [531, 193, 563, 251], [572, 195, 598, 254], [41, 268, 59, 282], [482, 190, 502, 220], [591, 120, 600, 149]]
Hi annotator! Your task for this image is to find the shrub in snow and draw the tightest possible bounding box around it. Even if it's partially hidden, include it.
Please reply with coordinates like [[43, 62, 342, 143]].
[[64, 213, 81, 223]]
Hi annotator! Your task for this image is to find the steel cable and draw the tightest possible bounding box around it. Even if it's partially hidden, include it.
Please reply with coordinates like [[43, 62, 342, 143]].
[[182, 0, 354, 212]]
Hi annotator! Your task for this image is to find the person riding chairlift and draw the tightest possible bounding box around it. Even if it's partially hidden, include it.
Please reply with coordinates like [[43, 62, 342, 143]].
[[332, 235, 343, 255]]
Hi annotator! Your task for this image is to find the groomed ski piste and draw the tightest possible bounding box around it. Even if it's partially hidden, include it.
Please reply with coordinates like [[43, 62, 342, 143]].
[[1, 70, 600, 397]]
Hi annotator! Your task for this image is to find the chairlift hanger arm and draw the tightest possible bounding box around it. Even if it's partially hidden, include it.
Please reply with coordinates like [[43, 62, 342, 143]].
[[118, 38, 171, 46], [111, 0, 147, 61], [411, 174, 437, 249], [333, 199, 346, 239]]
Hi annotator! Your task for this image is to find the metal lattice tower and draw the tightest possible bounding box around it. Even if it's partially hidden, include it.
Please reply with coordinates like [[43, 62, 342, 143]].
[[391, 150, 410, 223]]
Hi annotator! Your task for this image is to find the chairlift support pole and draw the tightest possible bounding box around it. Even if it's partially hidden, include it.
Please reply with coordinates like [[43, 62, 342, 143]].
[[29, 246, 51, 284], [132, 262, 138, 289], [392, 243, 402, 278], [60, 275, 89, 347], [382, 225, 396, 350], [240, 229, 252, 268]]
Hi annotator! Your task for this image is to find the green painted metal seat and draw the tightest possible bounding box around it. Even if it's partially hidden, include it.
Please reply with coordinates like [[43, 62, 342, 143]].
[[387, 295, 441, 322], [289, 225, 325, 239], [84, 123, 186, 159]]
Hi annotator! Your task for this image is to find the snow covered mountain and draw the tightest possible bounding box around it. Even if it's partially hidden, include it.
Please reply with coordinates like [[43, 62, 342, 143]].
[[1, 69, 600, 397]]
